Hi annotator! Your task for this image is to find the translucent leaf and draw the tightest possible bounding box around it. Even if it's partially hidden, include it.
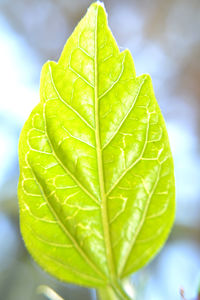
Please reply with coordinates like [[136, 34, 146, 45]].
[[18, 2, 175, 289]]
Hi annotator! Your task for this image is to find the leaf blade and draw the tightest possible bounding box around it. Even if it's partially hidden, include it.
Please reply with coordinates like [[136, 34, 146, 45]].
[[18, 104, 107, 286], [18, 2, 175, 288]]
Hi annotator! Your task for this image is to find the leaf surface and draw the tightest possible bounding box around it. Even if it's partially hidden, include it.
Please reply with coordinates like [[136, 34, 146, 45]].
[[18, 2, 175, 288]]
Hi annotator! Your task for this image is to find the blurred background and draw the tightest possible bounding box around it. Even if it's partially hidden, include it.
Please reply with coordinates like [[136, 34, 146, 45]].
[[0, 0, 200, 299]]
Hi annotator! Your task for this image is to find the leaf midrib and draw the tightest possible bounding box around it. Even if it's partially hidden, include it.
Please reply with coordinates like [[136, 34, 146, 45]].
[[94, 6, 116, 283]]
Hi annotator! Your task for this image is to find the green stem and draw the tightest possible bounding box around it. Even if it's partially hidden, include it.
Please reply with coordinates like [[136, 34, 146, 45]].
[[97, 286, 118, 300], [97, 281, 133, 300]]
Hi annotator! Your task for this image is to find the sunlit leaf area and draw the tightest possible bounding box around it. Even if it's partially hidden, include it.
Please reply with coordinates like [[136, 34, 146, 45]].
[[0, 0, 200, 300]]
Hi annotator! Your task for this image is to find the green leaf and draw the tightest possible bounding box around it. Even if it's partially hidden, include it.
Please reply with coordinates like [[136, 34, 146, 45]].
[[18, 1, 175, 291]]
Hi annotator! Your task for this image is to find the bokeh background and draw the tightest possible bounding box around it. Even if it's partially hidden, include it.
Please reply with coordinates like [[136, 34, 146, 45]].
[[0, 0, 200, 299]]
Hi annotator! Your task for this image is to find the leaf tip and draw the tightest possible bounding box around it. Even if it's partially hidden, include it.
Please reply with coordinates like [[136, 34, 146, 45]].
[[95, 0, 105, 7], [91, 1, 106, 13]]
